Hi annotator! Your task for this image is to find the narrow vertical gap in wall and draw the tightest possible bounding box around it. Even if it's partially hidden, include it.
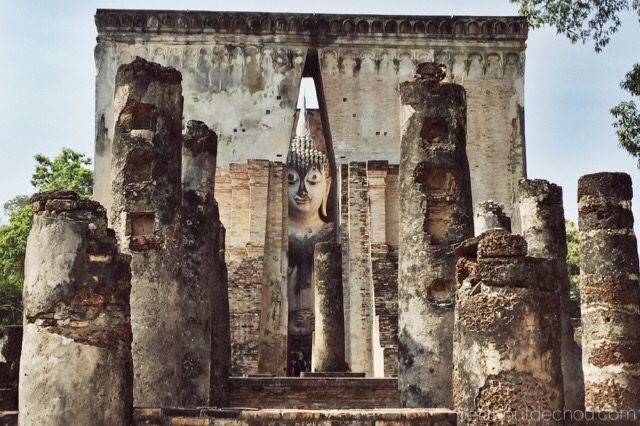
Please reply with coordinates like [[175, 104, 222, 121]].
[[299, 49, 338, 233]]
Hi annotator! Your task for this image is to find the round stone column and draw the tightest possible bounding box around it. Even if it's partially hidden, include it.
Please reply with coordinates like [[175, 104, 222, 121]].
[[312, 242, 345, 372], [181, 120, 220, 406], [20, 191, 132, 426], [578, 172, 640, 412]]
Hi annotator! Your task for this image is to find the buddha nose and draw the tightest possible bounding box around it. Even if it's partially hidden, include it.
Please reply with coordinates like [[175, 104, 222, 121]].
[[297, 179, 307, 195]]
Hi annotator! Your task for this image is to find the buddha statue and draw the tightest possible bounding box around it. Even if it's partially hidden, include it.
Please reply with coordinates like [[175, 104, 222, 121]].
[[287, 100, 334, 338]]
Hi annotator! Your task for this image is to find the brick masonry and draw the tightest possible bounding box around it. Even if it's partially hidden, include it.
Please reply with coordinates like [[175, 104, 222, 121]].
[[229, 378, 399, 409]]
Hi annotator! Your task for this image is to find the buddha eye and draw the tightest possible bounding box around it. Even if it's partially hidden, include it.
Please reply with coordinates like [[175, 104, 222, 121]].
[[306, 169, 323, 184], [288, 171, 299, 184]]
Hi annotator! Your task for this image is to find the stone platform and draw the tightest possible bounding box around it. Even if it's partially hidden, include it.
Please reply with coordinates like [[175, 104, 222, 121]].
[[133, 407, 456, 425]]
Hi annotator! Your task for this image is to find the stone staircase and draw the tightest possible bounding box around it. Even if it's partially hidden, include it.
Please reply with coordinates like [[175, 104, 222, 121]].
[[132, 407, 456, 425]]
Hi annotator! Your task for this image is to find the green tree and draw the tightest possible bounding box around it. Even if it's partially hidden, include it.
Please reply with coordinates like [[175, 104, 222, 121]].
[[0, 148, 93, 325], [565, 219, 581, 318], [511, 0, 640, 166]]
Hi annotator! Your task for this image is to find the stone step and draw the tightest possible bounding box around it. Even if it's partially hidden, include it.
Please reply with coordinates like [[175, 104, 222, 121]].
[[133, 407, 456, 425], [229, 377, 400, 409]]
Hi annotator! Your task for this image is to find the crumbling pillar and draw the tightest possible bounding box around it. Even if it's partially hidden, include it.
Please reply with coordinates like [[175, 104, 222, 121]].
[[312, 242, 345, 372], [19, 190, 132, 425], [181, 120, 219, 406], [257, 162, 288, 376], [398, 62, 474, 407], [519, 178, 583, 411], [474, 200, 511, 234], [210, 209, 231, 406], [578, 172, 640, 412], [454, 231, 564, 424], [109, 57, 184, 406]]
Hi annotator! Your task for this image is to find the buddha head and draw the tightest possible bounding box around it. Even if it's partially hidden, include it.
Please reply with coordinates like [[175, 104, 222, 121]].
[[286, 103, 331, 224]]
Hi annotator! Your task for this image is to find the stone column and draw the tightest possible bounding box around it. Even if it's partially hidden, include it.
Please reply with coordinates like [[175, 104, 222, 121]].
[[312, 242, 346, 372], [344, 161, 376, 376], [20, 190, 132, 426], [109, 57, 184, 406], [257, 162, 288, 376], [474, 200, 511, 234], [454, 232, 564, 424], [181, 120, 218, 406], [398, 62, 474, 407], [578, 172, 640, 412], [210, 206, 231, 407], [519, 178, 583, 411]]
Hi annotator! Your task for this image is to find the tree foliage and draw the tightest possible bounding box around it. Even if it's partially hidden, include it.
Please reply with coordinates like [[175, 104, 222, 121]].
[[0, 148, 93, 325], [565, 219, 581, 317], [611, 63, 640, 161], [511, 0, 640, 167], [31, 148, 93, 198]]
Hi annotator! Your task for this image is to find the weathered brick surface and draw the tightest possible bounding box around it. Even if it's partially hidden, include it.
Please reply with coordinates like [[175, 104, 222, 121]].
[[228, 252, 263, 376], [229, 163, 250, 247]]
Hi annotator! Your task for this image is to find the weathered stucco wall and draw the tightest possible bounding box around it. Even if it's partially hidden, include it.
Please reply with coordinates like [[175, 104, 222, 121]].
[[95, 11, 527, 228]]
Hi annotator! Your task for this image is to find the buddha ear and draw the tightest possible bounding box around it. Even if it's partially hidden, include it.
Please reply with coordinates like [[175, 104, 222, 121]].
[[322, 177, 331, 217]]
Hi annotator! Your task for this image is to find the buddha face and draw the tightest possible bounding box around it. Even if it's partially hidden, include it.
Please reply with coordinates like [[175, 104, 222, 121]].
[[288, 166, 329, 221]]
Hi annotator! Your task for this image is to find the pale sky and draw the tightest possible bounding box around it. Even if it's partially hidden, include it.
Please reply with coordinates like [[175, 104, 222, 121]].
[[1, 1, 639, 233]]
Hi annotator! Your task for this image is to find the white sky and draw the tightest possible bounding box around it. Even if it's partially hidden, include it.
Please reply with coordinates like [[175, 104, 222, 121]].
[[1, 1, 639, 233]]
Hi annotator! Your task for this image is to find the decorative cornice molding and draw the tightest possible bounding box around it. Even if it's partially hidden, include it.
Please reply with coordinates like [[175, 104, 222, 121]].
[[95, 10, 528, 41]]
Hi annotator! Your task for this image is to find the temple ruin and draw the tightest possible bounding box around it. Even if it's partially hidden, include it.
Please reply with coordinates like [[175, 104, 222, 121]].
[[2, 7, 640, 426]]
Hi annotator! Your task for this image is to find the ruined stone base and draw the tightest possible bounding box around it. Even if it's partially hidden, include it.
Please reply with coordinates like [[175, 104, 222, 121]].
[[132, 407, 456, 425]]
